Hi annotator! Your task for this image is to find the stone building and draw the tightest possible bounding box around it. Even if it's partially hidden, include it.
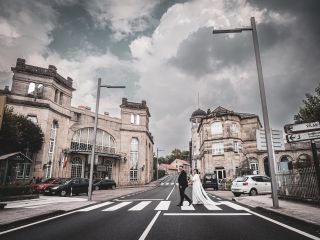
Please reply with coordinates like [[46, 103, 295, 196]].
[[190, 106, 319, 182], [0, 58, 154, 186]]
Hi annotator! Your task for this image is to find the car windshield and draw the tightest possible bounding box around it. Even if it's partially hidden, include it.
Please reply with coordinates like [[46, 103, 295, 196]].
[[60, 179, 71, 185], [234, 177, 248, 182], [205, 174, 216, 179]]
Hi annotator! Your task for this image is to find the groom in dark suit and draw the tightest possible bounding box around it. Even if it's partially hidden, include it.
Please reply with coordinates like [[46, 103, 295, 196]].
[[177, 165, 192, 206]]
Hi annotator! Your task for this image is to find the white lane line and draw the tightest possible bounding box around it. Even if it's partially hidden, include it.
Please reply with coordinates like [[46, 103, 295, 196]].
[[246, 210, 320, 240], [154, 201, 170, 211], [129, 201, 152, 211], [170, 183, 174, 185], [138, 211, 161, 240], [164, 213, 251, 216], [218, 201, 249, 211], [102, 201, 132, 211], [115, 199, 163, 202], [0, 210, 78, 235], [181, 201, 195, 211], [216, 198, 222, 200], [204, 204, 222, 211], [175, 183, 178, 186], [166, 186, 175, 200], [165, 183, 169, 186], [78, 201, 113, 212], [160, 183, 164, 186]]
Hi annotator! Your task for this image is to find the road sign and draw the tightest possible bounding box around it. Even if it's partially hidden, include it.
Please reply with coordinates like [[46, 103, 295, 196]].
[[256, 129, 285, 151], [286, 130, 320, 143], [284, 121, 320, 134]]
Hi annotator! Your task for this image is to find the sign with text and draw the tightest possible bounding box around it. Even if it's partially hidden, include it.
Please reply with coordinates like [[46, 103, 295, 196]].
[[284, 122, 320, 134], [286, 131, 320, 143], [256, 129, 285, 151], [0, 96, 6, 130]]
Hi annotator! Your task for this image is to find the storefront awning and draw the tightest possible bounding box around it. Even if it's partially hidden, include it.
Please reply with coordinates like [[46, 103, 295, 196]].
[[0, 152, 32, 162]]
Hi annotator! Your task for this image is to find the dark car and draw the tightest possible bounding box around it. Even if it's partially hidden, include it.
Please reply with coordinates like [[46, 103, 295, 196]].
[[44, 178, 91, 197], [202, 173, 218, 190], [93, 179, 116, 190]]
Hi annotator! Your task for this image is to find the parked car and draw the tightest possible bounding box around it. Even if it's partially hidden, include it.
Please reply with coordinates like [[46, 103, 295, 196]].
[[93, 179, 116, 190], [231, 175, 272, 197], [202, 173, 218, 190], [44, 178, 91, 197], [33, 178, 68, 194]]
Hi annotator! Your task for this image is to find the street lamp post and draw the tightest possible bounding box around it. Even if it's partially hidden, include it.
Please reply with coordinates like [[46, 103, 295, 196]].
[[212, 17, 279, 208], [88, 78, 125, 201], [156, 148, 164, 180]]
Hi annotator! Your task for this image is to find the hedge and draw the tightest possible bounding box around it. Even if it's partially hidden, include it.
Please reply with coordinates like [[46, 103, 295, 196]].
[[0, 184, 33, 197]]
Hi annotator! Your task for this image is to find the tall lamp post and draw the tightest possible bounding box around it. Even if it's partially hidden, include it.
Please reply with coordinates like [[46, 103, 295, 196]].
[[212, 17, 279, 208], [88, 78, 125, 201], [156, 148, 164, 180]]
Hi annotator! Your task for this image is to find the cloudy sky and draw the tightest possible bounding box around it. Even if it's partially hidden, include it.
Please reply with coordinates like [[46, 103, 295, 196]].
[[0, 0, 319, 155]]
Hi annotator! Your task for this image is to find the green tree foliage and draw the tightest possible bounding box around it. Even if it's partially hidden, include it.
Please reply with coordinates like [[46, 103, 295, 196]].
[[294, 84, 320, 123], [166, 148, 189, 164], [0, 107, 44, 155]]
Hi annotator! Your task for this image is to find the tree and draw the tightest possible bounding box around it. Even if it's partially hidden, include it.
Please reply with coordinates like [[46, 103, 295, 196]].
[[294, 83, 320, 123], [0, 107, 44, 155], [167, 148, 189, 164]]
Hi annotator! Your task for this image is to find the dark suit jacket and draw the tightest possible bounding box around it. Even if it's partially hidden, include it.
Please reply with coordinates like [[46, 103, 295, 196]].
[[178, 170, 188, 188]]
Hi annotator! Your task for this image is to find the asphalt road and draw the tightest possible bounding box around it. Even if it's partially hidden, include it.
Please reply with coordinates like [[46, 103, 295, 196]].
[[1, 175, 319, 240]]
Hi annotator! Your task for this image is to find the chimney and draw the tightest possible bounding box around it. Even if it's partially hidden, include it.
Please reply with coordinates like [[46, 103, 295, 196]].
[[122, 98, 128, 105], [16, 58, 26, 68], [48, 65, 57, 73]]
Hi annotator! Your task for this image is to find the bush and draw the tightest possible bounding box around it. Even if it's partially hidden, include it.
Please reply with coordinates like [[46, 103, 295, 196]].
[[0, 184, 33, 197], [153, 170, 166, 180]]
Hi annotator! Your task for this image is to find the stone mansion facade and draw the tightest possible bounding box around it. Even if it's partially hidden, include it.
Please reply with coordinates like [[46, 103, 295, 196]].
[[0, 58, 154, 186], [190, 106, 318, 182]]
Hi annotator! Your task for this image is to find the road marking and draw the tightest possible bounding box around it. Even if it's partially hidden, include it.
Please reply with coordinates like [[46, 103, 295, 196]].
[[246, 210, 320, 240], [166, 185, 175, 200], [170, 183, 174, 185], [165, 183, 169, 185], [155, 201, 170, 211], [115, 199, 163, 201], [164, 213, 251, 216], [175, 183, 178, 186], [160, 183, 164, 186], [181, 201, 195, 210], [138, 211, 161, 240], [0, 210, 78, 235], [204, 204, 222, 211], [218, 201, 249, 211], [216, 198, 222, 200], [129, 201, 152, 211], [78, 201, 113, 212], [102, 201, 132, 211]]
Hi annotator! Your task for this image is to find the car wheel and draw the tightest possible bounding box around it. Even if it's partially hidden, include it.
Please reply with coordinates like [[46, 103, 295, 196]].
[[111, 185, 116, 190], [60, 190, 68, 197], [95, 186, 99, 191], [233, 192, 241, 197], [249, 189, 258, 196]]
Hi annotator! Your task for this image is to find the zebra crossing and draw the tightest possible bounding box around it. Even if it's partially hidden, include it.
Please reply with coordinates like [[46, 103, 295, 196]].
[[77, 200, 248, 213], [160, 182, 178, 186]]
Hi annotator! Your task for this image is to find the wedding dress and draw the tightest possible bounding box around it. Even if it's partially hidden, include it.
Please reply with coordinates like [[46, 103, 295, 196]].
[[192, 173, 216, 205]]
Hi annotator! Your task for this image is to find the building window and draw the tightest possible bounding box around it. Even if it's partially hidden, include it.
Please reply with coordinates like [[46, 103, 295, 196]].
[[27, 82, 36, 95], [54, 89, 59, 103], [106, 161, 113, 179], [233, 141, 241, 153], [212, 142, 224, 155], [27, 115, 38, 124], [130, 138, 139, 168], [16, 163, 31, 179], [130, 168, 138, 181], [45, 121, 58, 178], [231, 123, 240, 133], [71, 157, 82, 178], [249, 159, 259, 174], [136, 114, 140, 125], [131, 114, 135, 124], [278, 155, 293, 172], [211, 122, 223, 135], [59, 92, 63, 105]]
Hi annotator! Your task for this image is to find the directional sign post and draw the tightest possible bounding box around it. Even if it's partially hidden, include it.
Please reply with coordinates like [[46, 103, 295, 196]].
[[284, 121, 320, 134], [286, 130, 320, 143]]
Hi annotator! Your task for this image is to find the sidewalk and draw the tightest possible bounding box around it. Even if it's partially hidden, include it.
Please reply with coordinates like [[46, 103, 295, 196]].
[[211, 190, 320, 227], [0, 180, 162, 228]]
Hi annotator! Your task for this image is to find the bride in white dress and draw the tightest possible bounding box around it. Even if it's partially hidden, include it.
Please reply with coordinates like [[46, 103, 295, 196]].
[[191, 169, 216, 205]]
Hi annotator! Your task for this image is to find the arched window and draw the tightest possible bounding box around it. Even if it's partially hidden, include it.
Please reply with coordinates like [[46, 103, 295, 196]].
[[278, 155, 293, 172], [70, 128, 116, 154], [211, 122, 223, 135], [71, 157, 82, 178], [249, 158, 259, 174], [296, 154, 312, 169], [130, 138, 139, 168]]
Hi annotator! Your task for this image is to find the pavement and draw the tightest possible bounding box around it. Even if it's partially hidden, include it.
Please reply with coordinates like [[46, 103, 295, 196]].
[[208, 190, 320, 227], [1, 178, 319, 231]]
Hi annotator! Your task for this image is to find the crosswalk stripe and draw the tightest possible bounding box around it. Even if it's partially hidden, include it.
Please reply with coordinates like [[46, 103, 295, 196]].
[[160, 183, 164, 186], [175, 183, 178, 186], [204, 204, 222, 211], [78, 201, 113, 212], [218, 201, 249, 211], [181, 201, 195, 210], [165, 183, 169, 186], [102, 201, 132, 211], [154, 201, 170, 210], [170, 183, 174, 185], [129, 201, 152, 211]]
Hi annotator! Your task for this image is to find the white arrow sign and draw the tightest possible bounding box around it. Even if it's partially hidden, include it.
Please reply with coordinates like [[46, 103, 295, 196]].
[[286, 130, 320, 142], [284, 121, 320, 134]]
